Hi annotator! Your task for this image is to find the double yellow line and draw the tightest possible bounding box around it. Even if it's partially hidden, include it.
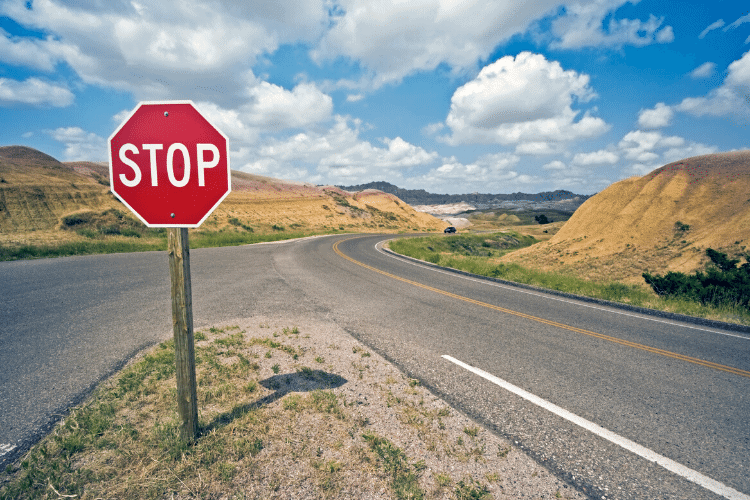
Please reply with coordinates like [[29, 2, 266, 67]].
[[333, 238, 750, 379]]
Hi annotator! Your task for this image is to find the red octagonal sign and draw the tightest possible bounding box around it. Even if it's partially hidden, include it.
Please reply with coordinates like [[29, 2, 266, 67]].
[[108, 100, 231, 227]]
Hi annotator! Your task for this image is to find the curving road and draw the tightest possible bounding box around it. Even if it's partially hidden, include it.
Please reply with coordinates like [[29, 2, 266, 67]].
[[1, 233, 749, 499]]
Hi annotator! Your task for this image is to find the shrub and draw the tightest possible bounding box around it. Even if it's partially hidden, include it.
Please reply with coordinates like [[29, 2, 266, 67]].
[[643, 249, 750, 309]]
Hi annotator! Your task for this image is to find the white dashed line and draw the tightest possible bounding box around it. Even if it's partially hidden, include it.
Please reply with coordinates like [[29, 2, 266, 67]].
[[443, 354, 750, 500]]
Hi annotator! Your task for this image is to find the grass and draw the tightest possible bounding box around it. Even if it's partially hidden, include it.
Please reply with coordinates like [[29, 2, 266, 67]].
[[0, 326, 348, 499], [0, 228, 334, 262], [0, 318, 576, 499], [389, 233, 750, 326]]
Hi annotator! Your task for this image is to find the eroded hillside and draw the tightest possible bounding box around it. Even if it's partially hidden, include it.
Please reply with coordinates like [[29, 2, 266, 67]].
[[0, 146, 445, 249], [503, 151, 750, 284]]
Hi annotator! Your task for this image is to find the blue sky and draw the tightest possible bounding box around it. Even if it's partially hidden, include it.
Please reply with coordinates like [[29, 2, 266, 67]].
[[0, 0, 748, 195]]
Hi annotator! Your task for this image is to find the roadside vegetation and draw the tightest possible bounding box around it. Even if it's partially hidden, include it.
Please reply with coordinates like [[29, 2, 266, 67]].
[[643, 248, 750, 311], [0, 322, 576, 499], [389, 233, 750, 326], [0, 208, 352, 262]]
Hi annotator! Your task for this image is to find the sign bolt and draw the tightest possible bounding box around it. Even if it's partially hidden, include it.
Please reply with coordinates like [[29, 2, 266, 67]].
[[171, 213, 175, 218], [164, 111, 169, 117]]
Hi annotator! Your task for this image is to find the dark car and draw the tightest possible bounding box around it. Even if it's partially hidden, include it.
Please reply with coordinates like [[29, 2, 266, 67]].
[[444, 226, 456, 233]]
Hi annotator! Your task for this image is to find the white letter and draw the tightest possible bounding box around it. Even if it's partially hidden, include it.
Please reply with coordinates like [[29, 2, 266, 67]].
[[167, 143, 190, 187], [142, 144, 163, 186], [197, 143, 220, 186], [118, 143, 141, 187]]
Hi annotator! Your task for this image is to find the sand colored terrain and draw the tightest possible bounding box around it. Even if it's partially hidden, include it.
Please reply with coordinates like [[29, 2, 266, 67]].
[[0, 146, 445, 247], [503, 151, 750, 284]]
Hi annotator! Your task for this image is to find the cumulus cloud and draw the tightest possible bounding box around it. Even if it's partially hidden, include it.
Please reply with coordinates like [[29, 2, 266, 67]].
[[616, 129, 716, 176], [690, 62, 716, 79], [543, 160, 567, 170], [0, 77, 74, 107], [572, 150, 619, 165], [242, 116, 439, 185], [0, 0, 328, 104], [409, 152, 537, 193], [547, 0, 674, 49], [313, 0, 564, 88], [442, 52, 609, 148], [47, 126, 107, 161], [675, 51, 750, 119], [637, 102, 674, 128]]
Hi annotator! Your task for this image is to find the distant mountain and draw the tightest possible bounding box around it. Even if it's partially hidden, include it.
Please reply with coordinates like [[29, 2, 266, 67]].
[[337, 181, 591, 207]]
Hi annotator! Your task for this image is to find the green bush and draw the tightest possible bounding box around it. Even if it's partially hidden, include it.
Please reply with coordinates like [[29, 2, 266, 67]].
[[643, 249, 750, 309]]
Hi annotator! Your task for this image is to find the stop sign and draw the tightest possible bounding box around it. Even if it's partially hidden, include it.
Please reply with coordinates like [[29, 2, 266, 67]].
[[108, 100, 231, 227]]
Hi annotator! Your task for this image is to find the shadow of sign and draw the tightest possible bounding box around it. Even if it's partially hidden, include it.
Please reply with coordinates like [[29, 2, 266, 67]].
[[203, 369, 347, 433]]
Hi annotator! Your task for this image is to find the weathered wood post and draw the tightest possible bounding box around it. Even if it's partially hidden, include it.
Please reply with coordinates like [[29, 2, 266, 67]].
[[168, 227, 199, 443]]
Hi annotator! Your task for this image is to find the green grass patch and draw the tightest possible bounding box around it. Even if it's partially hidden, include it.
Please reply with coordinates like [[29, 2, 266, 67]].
[[390, 234, 750, 326], [363, 433, 425, 500]]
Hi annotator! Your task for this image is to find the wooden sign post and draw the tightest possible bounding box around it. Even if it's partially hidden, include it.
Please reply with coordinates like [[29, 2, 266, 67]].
[[168, 227, 199, 442], [109, 101, 231, 444]]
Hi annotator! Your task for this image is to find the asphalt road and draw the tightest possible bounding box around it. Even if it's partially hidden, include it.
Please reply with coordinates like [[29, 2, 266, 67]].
[[2, 233, 749, 499]]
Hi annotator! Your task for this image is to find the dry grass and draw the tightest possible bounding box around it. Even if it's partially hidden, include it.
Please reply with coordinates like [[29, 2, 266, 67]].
[[502, 151, 750, 285], [0, 146, 445, 254], [0, 317, 585, 499]]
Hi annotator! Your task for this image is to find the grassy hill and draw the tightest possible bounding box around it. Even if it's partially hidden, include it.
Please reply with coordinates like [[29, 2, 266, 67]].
[[502, 151, 750, 285], [0, 146, 445, 259]]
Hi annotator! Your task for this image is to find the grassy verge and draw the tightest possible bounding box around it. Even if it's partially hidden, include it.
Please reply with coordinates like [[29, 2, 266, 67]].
[[388, 233, 750, 326], [0, 229, 342, 262], [1, 321, 581, 499]]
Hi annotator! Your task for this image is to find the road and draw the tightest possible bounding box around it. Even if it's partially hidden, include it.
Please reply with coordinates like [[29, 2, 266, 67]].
[[1, 233, 749, 499]]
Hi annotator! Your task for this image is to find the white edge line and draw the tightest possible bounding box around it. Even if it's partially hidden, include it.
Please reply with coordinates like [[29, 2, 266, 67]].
[[0, 443, 16, 457], [375, 241, 750, 341], [442, 355, 749, 500]]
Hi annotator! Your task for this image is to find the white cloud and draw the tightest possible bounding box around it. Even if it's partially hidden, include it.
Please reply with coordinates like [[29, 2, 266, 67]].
[[618, 130, 683, 162], [675, 51, 750, 119], [0, 0, 328, 103], [690, 62, 716, 79], [191, 81, 332, 145], [548, 0, 674, 49], [422, 122, 445, 136], [543, 160, 567, 170], [244, 116, 438, 184], [514, 142, 558, 156], [637, 102, 674, 128], [572, 150, 619, 165], [313, 0, 564, 88], [725, 13, 750, 31], [46, 126, 107, 161], [0, 77, 73, 107], [699, 19, 724, 39], [409, 153, 534, 193], [346, 94, 364, 102], [615, 129, 716, 176], [443, 52, 609, 147]]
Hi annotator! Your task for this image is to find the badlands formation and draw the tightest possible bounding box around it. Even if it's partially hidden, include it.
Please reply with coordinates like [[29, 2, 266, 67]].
[[503, 151, 750, 284], [0, 146, 445, 248]]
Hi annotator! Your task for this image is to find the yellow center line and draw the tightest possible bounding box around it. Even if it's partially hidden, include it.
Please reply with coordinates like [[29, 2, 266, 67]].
[[333, 237, 750, 379]]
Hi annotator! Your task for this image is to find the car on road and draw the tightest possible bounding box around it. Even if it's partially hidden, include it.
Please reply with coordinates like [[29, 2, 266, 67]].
[[444, 226, 456, 233]]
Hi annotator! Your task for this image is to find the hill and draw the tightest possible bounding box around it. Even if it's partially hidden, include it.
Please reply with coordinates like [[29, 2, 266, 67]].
[[0, 146, 445, 250], [502, 151, 750, 284], [337, 180, 590, 208]]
